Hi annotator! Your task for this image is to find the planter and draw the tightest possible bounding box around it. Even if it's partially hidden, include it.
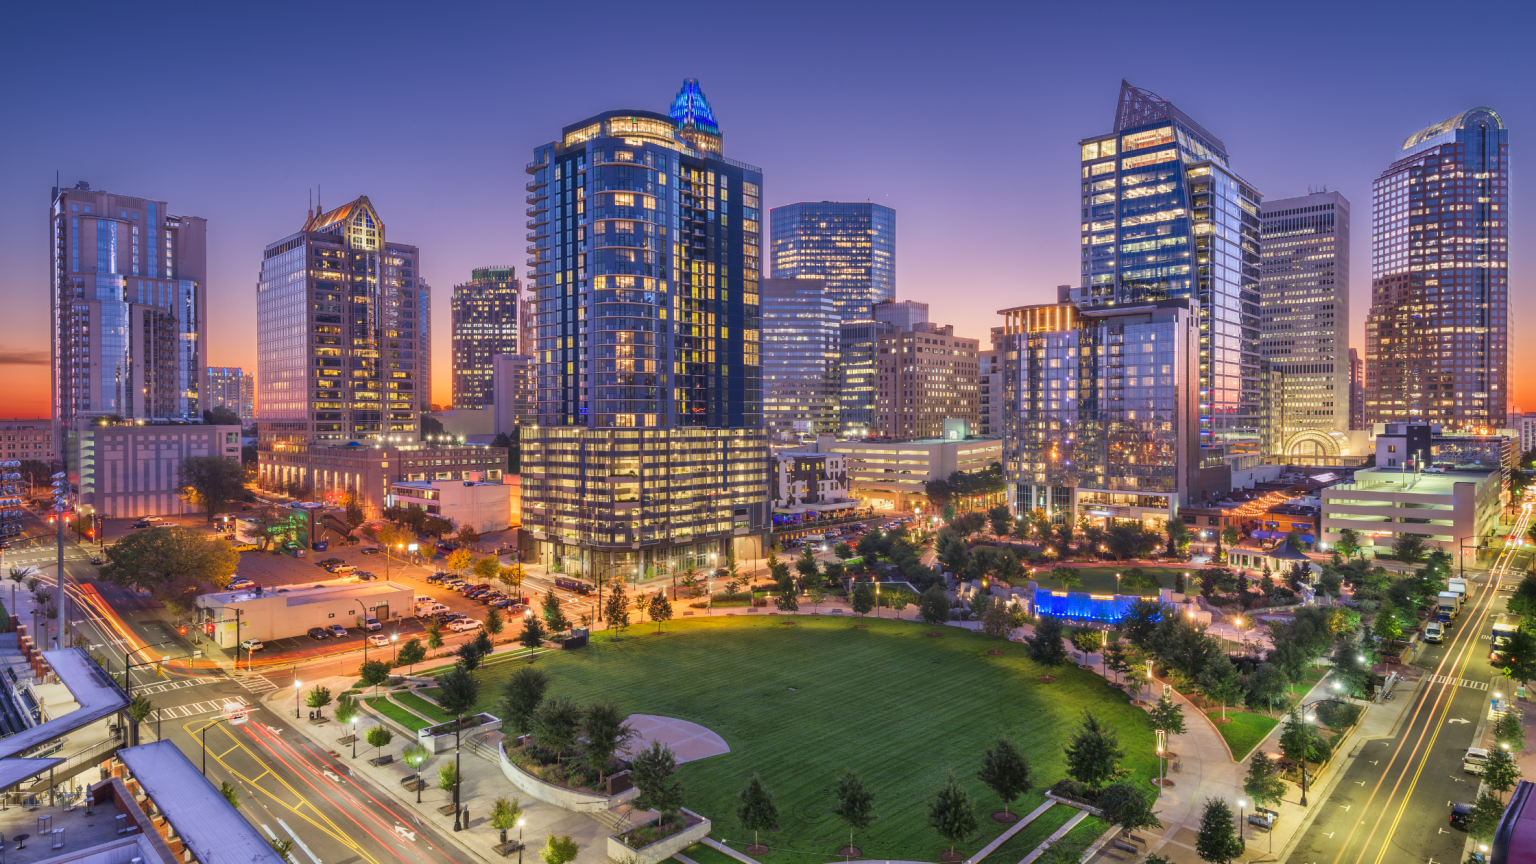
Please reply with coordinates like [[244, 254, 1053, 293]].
[[498, 741, 639, 812], [418, 713, 501, 754], [606, 808, 711, 864]]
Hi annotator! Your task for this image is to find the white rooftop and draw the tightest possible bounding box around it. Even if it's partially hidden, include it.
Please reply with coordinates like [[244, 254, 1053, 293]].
[[117, 741, 288, 864]]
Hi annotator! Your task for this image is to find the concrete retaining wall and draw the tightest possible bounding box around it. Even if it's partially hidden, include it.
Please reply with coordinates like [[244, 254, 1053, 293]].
[[606, 809, 711, 864], [497, 740, 639, 812]]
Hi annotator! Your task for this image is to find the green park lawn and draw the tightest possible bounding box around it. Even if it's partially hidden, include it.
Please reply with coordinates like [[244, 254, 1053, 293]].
[[1027, 566, 1191, 596], [1208, 711, 1279, 762], [463, 615, 1152, 862], [365, 696, 432, 732], [394, 690, 452, 723]]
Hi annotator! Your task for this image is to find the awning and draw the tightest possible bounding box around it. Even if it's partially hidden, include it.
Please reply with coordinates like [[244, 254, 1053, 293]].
[[1302, 534, 1316, 544], [1251, 530, 1279, 539]]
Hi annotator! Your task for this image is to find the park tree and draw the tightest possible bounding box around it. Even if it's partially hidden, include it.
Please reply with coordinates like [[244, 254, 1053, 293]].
[[926, 773, 976, 860], [424, 618, 445, 650], [1194, 798, 1245, 864], [177, 455, 248, 520], [1278, 709, 1327, 766], [1391, 532, 1427, 564], [1026, 615, 1070, 672], [856, 531, 886, 562], [473, 555, 500, 583], [604, 581, 630, 631], [982, 599, 1014, 653], [629, 740, 685, 816], [918, 585, 951, 629], [1064, 710, 1125, 790], [1120, 599, 1164, 649], [1335, 527, 1362, 559], [795, 547, 821, 582], [1481, 746, 1522, 801], [1051, 566, 1083, 590], [1246, 663, 1290, 712], [580, 702, 636, 783], [1495, 625, 1536, 690], [456, 635, 489, 673], [1068, 625, 1104, 665], [520, 613, 547, 654], [649, 593, 673, 633], [834, 542, 854, 562], [851, 583, 876, 616], [988, 505, 1013, 537], [1494, 708, 1527, 752], [736, 774, 780, 854], [1468, 791, 1507, 843], [1148, 690, 1187, 739], [500, 666, 550, 738], [1166, 519, 1192, 557], [484, 606, 504, 639], [1097, 781, 1161, 837], [395, 637, 426, 672], [366, 725, 393, 759], [539, 834, 579, 864], [99, 527, 239, 612], [775, 591, 799, 614], [830, 768, 876, 856], [400, 742, 428, 793], [976, 738, 1032, 819], [1197, 654, 1244, 720], [499, 564, 526, 600], [359, 659, 391, 695], [437, 761, 460, 797], [490, 796, 523, 846], [306, 685, 333, 720], [530, 697, 581, 764], [457, 525, 482, 549], [1243, 752, 1286, 810], [1102, 641, 1130, 684], [885, 586, 917, 620], [542, 591, 571, 633], [1372, 604, 1402, 641]]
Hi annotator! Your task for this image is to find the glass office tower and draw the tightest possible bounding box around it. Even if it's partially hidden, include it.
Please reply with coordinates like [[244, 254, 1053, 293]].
[[762, 278, 838, 441], [451, 266, 520, 410], [769, 202, 895, 322], [1365, 107, 1508, 428], [519, 80, 770, 578], [1258, 191, 1353, 460], [1074, 81, 1263, 477]]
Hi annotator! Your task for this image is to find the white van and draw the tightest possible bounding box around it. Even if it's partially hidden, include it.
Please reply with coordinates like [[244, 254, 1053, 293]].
[[418, 602, 449, 616], [1463, 747, 1490, 774], [1423, 621, 1444, 643]]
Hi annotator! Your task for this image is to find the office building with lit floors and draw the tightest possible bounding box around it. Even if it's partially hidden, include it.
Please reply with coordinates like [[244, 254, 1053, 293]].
[[255, 196, 425, 487], [838, 299, 929, 437], [451, 266, 521, 409], [1258, 191, 1362, 462], [50, 182, 208, 428], [769, 201, 895, 322], [1365, 107, 1509, 428], [1073, 81, 1264, 474], [518, 79, 771, 579], [874, 324, 979, 440], [997, 299, 1226, 529], [762, 278, 838, 441]]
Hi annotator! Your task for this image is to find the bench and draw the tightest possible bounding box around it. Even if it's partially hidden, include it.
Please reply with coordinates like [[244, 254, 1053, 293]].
[[369, 755, 394, 766], [1112, 841, 1138, 853]]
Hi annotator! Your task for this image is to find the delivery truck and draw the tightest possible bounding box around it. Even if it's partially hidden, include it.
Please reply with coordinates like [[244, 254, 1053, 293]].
[[1447, 577, 1468, 604], [1491, 613, 1521, 664], [1437, 591, 1460, 623]]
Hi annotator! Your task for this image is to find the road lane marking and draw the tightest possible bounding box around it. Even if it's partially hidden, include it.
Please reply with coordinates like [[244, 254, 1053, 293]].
[[278, 818, 323, 864]]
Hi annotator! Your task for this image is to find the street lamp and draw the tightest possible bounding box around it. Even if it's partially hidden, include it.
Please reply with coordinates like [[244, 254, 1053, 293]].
[[294, 679, 302, 719], [351, 717, 358, 759], [1236, 798, 1246, 842], [516, 818, 526, 864], [124, 640, 176, 746]]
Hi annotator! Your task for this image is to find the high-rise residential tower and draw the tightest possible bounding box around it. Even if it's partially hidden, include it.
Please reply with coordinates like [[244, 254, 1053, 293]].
[[519, 80, 770, 578], [1365, 107, 1509, 428], [838, 299, 930, 438], [1074, 82, 1263, 477], [762, 278, 838, 441], [451, 266, 520, 410], [769, 202, 895, 322], [1258, 191, 1352, 460], [50, 182, 207, 428], [207, 367, 255, 423], [255, 195, 422, 455]]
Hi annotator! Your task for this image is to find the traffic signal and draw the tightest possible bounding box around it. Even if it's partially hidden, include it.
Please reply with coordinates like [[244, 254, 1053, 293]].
[[178, 626, 188, 636]]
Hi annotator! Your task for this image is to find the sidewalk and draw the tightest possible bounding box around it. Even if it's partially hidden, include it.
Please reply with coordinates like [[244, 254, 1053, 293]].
[[263, 679, 616, 863]]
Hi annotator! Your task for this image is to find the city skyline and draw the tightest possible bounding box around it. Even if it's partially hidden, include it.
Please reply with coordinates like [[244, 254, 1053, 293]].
[[3, 3, 1535, 418]]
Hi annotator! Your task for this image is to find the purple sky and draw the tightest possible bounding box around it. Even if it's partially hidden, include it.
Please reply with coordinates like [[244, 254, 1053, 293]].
[[3, 0, 1533, 417]]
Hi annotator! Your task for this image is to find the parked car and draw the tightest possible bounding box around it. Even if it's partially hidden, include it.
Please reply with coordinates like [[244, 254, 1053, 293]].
[[307, 627, 329, 640], [1449, 800, 1473, 829], [327, 624, 347, 638], [1464, 747, 1490, 774], [131, 521, 152, 529], [232, 542, 259, 552], [229, 579, 256, 591], [361, 547, 381, 555], [354, 571, 377, 581], [90, 555, 102, 565], [449, 619, 482, 632], [240, 638, 264, 652], [317, 558, 343, 568], [417, 603, 449, 616], [426, 573, 448, 584], [330, 564, 357, 575], [366, 634, 390, 648]]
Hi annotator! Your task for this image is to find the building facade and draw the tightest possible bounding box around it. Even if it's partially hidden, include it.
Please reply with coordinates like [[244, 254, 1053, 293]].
[[978, 338, 1003, 437], [875, 324, 979, 440], [1349, 347, 1363, 430], [997, 299, 1225, 528], [1321, 467, 1501, 555], [207, 367, 255, 423], [1259, 191, 1353, 460], [1365, 107, 1509, 428], [769, 202, 895, 323], [255, 196, 423, 490], [451, 266, 520, 410], [0, 421, 53, 467], [762, 278, 838, 441], [519, 80, 771, 576], [50, 182, 208, 428], [803, 434, 1002, 512], [771, 451, 857, 526], [256, 441, 506, 515], [1073, 81, 1263, 474], [492, 353, 538, 436], [837, 299, 930, 438], [387, 473, 513, 535], [67, 419, 241, 518]]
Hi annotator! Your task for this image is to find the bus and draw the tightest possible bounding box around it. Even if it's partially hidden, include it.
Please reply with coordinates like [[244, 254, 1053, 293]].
[[554, 577, 592, 595]]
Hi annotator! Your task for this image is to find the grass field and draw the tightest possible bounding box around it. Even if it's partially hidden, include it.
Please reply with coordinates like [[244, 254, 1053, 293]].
[[1027, 567, 1191, 595], [975, 804, 1075, 862], [394, 691, 451, 723], [461, 615, 1156, 862], [366, 696, 432, 732], [1208, 711, 1279, 762]]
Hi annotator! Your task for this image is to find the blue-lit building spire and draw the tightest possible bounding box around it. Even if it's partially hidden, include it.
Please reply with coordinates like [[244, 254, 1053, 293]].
[[670, 78, 721, 153]]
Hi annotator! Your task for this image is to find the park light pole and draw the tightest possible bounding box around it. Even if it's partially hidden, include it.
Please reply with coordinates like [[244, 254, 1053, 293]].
[[516, 818, 526, 864], [1236, 798, 1246, 842], [294, 678, 302, 719], [124, 640, 175, 746], [351, 717, 358, 759]]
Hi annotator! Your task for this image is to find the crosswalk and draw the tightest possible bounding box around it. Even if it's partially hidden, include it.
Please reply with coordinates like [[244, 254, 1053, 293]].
[[149, 695, 248, 722], [1428, 674, 1489, 690], [234, 674, 279, 694], [134, 676, 228, 696]]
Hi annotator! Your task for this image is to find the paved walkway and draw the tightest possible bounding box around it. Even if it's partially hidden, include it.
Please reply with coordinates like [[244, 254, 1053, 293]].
[[623, 714, 730, 763]]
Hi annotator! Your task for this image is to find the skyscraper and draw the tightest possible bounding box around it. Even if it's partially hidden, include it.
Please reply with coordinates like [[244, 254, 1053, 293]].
[[50, 181, 207, 427], [451, 266, 520, 410], [207, 367, 255, 423], [415, 278, 432, 412], [1074, 81, 1262, 477], [255, 195, 422, 456], [875, 324, 979, 440], [1258, 191, 1352, 460], [769, 202, 895, 322], [1349, 348, 1363, 430], [1365, 107, 1509, 428], [519, 80, 770, 578], [761, 279, 838, 441], [838, 299, 930, 438]]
